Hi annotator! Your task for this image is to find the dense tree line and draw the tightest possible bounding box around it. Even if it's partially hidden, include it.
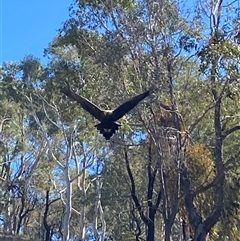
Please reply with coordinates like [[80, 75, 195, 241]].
[[0, 0, 240, 240]]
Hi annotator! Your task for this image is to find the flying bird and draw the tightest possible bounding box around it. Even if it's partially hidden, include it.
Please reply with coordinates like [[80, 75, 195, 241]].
[[62, 85, 151, 140]]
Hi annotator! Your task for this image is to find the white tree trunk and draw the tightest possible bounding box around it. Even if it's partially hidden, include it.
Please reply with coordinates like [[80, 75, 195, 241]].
[[62, 166, 72, 241], [78, 202, 86, 241], [27, 98, 94, 241], [93, 177, 106, 241]]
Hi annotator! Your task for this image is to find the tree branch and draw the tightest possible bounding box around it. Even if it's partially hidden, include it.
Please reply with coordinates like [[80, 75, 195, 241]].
[[222, 125, 240, 139], [188, 102, 215, 134], [124, 150, 148, 225]]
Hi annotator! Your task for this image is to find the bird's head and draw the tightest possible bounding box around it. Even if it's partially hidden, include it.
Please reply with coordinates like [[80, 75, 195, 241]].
[[103, 110, 114, 116]]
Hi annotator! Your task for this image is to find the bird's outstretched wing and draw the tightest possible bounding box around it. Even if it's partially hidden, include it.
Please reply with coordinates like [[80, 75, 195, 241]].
[[62, 86, 105, 121], [111, 90, 151, 121]]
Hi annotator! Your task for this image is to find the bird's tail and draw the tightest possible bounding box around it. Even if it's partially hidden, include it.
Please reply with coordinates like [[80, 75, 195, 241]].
[[95, 123, 121, 140]]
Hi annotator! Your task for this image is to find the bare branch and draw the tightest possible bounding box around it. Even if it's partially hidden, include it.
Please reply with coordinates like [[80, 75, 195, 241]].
[[224, 151, 240, 170], [60, 190, 81, 216], [193, 177, 218, 197], [222, 125, 240, 139], [124, 150, 148, 225], [188, 102, 215, 134], [0, 118, 11, 133]]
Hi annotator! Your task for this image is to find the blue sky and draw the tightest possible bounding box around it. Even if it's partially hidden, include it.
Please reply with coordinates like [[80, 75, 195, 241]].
[[0, 0, 73, 65]]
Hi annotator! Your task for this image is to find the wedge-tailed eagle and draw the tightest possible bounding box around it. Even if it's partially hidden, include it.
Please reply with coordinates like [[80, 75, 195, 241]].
[[62, 85, 151, 140]]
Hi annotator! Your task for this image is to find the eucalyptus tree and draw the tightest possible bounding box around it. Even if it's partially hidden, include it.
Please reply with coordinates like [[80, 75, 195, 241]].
[[47, 0, 195, 240], [0, 59, 47, 236]]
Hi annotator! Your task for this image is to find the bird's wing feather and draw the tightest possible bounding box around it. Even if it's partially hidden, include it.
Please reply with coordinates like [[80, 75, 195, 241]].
[[111, 90, 150, 121], [62, 86, 105, 121]]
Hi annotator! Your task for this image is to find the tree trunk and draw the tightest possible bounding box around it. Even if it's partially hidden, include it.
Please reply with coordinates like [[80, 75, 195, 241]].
[[62, 167, 72, 241], [146, 211, 155, 241], [192, 225, 207, 241], [43, 190, 51, 241], [164, 224, 172, 241], [146, 222, 155, 241], [77, 203, 86, 241]]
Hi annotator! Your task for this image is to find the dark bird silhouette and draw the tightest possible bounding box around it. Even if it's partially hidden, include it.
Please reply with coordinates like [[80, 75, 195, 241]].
[[62, 85, 151, 140]]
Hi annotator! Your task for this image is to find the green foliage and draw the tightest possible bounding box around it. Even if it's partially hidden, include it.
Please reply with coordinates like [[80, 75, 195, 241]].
[[75, 0, 136, 10]]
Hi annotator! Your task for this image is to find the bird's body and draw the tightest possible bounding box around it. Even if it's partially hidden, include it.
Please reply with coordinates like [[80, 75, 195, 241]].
[[62, 86, 151, 140], [94, 111, 121, 139]]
